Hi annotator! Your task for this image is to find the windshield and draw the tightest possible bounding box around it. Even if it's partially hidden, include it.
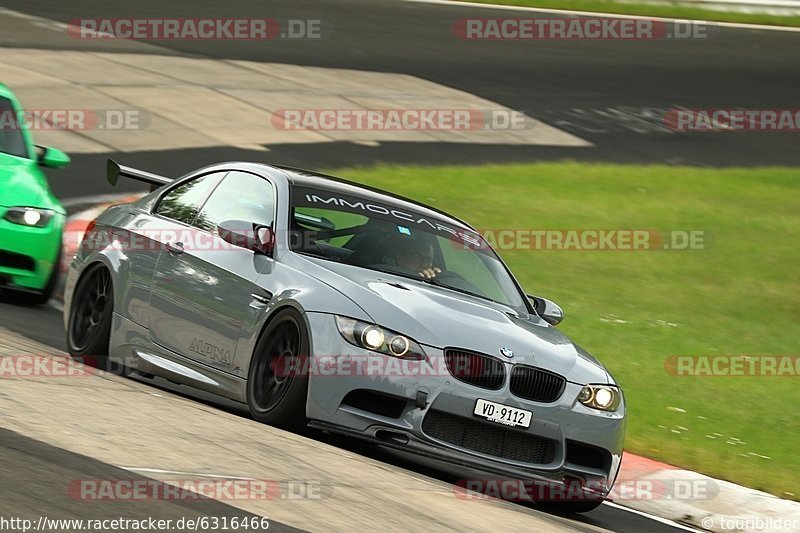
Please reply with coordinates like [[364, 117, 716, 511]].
[[0, 96, 29, 158], [290, 185, 528, 313]]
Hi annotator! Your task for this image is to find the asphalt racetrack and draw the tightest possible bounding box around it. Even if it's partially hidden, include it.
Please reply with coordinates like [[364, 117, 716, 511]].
[[2, 0, 797, 531]]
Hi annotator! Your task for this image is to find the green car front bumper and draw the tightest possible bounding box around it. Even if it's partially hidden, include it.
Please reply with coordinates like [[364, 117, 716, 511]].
[[0, 211, 64, 291]]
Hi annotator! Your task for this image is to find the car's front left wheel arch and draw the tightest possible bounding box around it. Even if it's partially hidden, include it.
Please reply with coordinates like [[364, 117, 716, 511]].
[[66, 262, 114, 363], [246, 306, 311, 430]]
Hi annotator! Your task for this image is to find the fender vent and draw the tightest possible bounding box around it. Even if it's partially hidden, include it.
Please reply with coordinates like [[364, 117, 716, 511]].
[[0, 250, 36, 272]]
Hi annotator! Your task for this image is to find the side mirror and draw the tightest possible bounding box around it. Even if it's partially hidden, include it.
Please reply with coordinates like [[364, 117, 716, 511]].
[[528, 295, 564, 326], [36, 145, 71, 169], [218, 220, 274, 255]]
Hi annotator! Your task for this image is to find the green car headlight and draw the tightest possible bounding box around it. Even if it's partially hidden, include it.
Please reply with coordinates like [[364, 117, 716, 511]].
[[577, 384, 621, 412], [335, 316, 425, 360], [3, 207, 54, 228]]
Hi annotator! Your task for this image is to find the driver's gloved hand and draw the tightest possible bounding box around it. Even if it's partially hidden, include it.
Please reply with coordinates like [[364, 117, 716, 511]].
[[419, 267, 441, 279]]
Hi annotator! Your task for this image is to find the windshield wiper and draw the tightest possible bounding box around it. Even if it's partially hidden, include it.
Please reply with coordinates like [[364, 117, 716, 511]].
[[421, 277, 497, 303], [301, 257, 519, 313], [359, 266, 430, 283], [350, 264, 497, 304], [296, 250, 339, 261], [425, 278, 523, 316]]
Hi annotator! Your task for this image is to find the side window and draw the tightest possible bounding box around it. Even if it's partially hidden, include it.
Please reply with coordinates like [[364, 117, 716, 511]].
[[293, 207, 367, 248], [0, 96, 28, 159], [154, 172, 226, 225], [195, 171, 275, 233]]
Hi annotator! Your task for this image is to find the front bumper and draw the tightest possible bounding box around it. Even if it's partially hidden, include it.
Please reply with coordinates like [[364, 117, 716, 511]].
[[303, 312, 626, 495], [0, 213, 63, 290]]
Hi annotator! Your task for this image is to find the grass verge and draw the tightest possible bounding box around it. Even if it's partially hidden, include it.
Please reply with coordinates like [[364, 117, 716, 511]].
[[457, 0, 800, 28], [332, 162, 800, 500]]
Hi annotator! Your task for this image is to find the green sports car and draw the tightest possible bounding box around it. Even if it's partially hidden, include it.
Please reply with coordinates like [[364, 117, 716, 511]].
[[0, 83, 71, 304]]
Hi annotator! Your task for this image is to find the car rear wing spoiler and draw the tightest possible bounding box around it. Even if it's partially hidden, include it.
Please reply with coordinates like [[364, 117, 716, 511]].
[[107, 159, 172, 190]]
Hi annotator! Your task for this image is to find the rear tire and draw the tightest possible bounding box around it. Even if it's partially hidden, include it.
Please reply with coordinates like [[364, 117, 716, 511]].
[[67, 264, 113, 369], [246, 308, 309, 430]]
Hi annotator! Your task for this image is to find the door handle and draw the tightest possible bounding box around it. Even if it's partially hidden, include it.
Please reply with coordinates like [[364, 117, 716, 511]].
[[166, 241, 184, 255]]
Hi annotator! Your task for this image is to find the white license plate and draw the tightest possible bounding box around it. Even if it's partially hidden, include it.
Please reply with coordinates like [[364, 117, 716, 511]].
[[473, 399, 532, 428]]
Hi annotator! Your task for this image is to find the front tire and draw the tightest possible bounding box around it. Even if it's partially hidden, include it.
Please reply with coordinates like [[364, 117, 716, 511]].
[[246, 308, 309, 430], [67, 264, 113, 367]]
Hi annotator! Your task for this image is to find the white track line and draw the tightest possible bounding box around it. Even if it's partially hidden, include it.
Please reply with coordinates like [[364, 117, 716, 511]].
[[603, 502, 704, 532], [402, 0, 800, 32]]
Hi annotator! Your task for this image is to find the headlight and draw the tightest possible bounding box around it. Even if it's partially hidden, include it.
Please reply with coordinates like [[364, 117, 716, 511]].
[[335, 316, 425, 360], [577, 384, 621, 412], [3, 207, 53, 228]]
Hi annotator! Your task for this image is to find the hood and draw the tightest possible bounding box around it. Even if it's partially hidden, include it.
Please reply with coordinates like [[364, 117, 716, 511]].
[[292, 255, 610, 384], [0, 154, 60, 211]]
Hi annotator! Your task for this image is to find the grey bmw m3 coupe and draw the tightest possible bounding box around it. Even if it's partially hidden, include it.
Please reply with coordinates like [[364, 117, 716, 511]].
[[65, 160, 626, 513]]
